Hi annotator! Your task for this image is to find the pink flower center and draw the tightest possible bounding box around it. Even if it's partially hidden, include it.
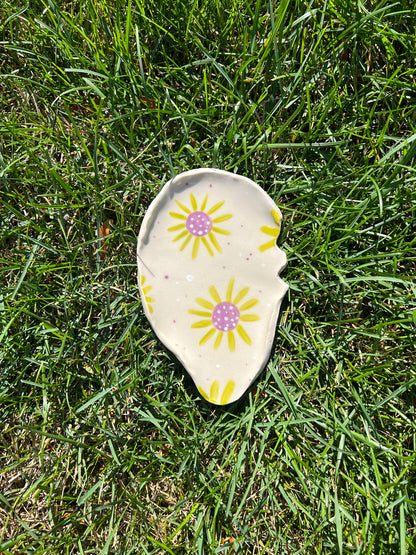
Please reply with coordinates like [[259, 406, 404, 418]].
[[186, 211, 213, 236], [212, 302, 240, 332]]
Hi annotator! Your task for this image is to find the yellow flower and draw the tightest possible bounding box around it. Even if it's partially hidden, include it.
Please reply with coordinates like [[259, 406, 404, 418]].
[[168, 193, 232, 259], [140, 275, 155, 313], [198, 380, 236, 405], [189, 277, 260, 352], [259, 209, 281, 251]]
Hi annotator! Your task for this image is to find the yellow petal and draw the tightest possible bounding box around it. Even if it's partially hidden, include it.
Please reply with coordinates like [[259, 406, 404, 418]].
[[175, 200, 191, 214], [196, 297, 215, 310], [190, 193, 198, 211], [212, 214, 232, 223], [220, 380, 235, 405], [258, 239, 276, 252], [201, 236, 214, 256], [188, 309, 212, 317], [191, 319, 213, 328], [214, 331, 223, 349], [199, 327, 216, 345], [208, 232, 222, 253], [167, 223, 186, 232], [192, 236, 200, 259], [209, 380, 219, 403], [173, 229, 189, 242], [239, 298, 259, 311], [236, 324, 251, 345], [209, 285, 222, 304], [206, 201, 224, 215], [211, 226, 231, 235], [227, 331, 236, 352], [260, 225, 280, 237], [225, 277, 235, 303], [169, 211, 187, 220], [198, 386, 209, 401], [233, 287, 249, 305], [200, 194, 208, 211], [179, 233, 193, 251], [271, 209, 281, 226], [239, 314, 260, 321]]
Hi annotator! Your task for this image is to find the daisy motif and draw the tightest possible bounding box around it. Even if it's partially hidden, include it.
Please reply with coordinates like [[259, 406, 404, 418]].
[[259, 209, 282, 252], [168, 193, 232, 259], [198, 380, 236, 405], [140, 275, 155, 313], [189, 277, 260, 352]]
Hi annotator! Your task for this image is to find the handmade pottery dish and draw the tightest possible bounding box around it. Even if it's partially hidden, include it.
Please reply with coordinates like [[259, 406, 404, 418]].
[[137, 168, 288, 405]]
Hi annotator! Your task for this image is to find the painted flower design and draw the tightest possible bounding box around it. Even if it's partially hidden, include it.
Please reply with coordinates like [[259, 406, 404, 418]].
[[189, 277, 260, 352], [168, 193, 232, 259], [140, 275, 155, 313], [198, 380, 236, 405], [259, 209, 281, 252]]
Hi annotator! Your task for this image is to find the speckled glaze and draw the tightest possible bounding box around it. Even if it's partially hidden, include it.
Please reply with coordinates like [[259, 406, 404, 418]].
[[137, 169, 288, 405]]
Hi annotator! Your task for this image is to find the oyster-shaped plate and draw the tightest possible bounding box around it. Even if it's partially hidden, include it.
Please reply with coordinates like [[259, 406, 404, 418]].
[[137, 168, 288, 405]]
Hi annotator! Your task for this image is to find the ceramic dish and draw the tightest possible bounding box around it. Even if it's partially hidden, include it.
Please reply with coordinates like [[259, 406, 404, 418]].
[[137, 168, 288, 405]]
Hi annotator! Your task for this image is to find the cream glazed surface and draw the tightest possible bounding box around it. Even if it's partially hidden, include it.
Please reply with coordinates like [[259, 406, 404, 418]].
[[137, 168, 288, 405]]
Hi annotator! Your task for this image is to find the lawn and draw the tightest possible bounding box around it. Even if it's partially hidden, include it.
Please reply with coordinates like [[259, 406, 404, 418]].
[[1, 0, 415, 553]]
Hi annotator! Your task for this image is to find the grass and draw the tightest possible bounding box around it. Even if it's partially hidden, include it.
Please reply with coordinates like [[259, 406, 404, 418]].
[[1, 0, 415, 552]]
